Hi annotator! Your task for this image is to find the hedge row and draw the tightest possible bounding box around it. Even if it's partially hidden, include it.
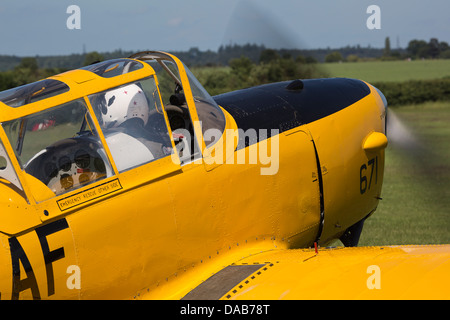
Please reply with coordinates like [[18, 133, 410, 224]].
[[372, 78, 450, 106]]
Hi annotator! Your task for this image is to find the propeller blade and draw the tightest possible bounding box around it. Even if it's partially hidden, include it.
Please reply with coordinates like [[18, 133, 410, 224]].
[[386, 108, 424, 158], [222, 0, 302, 49], [220, 0, 327, 80]]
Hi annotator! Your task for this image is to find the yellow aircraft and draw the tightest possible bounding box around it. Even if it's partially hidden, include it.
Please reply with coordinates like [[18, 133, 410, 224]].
[[0, 51, 448, 300]]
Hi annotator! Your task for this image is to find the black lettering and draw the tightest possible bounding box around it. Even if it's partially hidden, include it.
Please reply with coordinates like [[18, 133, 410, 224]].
[[368, 158, 375, 189], [9, 237, 41, 300], [35, 219, 69, 296], [360, 164, 367, 194], [375, 156, 378, 185], [360, 156, 378, 194]]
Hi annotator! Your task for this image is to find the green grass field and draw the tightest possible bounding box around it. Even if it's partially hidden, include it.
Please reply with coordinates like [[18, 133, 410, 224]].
[[359, 101, 450, 246], [323, 59, 450, 83]]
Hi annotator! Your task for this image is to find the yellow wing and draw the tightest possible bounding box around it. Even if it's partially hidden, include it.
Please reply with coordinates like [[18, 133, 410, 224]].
[[180, 245, 450, 300]]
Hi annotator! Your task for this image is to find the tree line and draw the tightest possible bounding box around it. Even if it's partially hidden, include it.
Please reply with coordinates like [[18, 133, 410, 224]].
[[1, 39, 449, 106], [0, 52, 107, 92], [0, 42, 390, 72], [325, 37, 450, 62], [406, 38, 450, 59], [194, 51, 328, 96], [0, 37, 448, 72]]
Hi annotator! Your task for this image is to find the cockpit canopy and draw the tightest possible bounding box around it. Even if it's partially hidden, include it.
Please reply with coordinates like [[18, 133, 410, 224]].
[[0, 79, 70, 108], [80, 58, 144, 78], [0, 53, 226, 203]]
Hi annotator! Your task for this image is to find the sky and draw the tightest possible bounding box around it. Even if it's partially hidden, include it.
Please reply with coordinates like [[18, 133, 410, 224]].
[[0, 0, 448, 56]]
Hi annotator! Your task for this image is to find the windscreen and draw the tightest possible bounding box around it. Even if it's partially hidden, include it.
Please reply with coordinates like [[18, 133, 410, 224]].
[[0, 79, 69, 108]]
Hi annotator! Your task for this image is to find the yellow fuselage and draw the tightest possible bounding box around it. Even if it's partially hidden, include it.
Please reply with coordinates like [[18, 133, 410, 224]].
[[0, 53, 386, 300]]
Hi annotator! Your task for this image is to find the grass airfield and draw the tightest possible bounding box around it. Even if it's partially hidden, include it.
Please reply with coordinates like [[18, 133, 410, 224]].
[[360, 102, 450, 245], [323, 59, 450, 82], [323, 60, 449, 245]]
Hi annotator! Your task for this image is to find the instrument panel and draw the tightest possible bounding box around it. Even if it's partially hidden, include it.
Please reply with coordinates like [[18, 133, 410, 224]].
[[25, 136, 109, 196], [46, 148, 106, 194]]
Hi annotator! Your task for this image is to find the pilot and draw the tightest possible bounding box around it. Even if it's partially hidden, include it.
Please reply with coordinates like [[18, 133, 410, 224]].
[[99, 83, 169, 168]]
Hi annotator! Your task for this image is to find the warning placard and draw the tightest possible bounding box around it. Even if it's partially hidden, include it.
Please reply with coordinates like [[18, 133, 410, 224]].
[[57, 178, 122, 211]]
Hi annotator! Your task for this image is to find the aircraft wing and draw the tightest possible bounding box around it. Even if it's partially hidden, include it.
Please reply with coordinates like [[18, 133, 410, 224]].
[[181, 245, 450, 300]]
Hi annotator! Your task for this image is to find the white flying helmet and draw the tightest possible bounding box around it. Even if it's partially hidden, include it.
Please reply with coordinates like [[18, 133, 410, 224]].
[[101, 84, 149, 128]]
